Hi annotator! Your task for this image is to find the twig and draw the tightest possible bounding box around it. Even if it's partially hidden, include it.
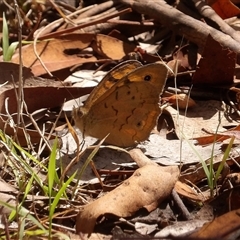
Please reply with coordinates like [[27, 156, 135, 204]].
[[192, 0, 240, 43], [78, 0, 119, 19], [38, 7, 132, 40], [171, 189, 191, 220], [107, 19, 156, 26], [119, 0, 240, 61], [34, 5, 94, 37], [28, 112, 52, 151], [13, 1, 23, 130], [48, 0, 76, 26]]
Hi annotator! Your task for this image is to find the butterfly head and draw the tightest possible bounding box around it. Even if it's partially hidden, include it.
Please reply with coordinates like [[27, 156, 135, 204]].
[[72, 106, 85, 132]]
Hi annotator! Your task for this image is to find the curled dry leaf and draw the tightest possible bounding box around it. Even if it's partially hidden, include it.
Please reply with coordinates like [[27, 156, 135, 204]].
[[166, 100, 238, 140], [162, 93, 196, 110], [91, 34, 136, 60], [167, 60, 187, 75], [76, 164, 179, 235], [189, 209, 240, 239], [174, 181, 205, 202], [167, 44, 197, 74], [194, 124, 240, 145]]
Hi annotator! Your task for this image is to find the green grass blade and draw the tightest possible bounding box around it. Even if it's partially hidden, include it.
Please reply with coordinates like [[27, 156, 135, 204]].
[[0, 140, 46, 194], [0, 200, 47, 231], [47, 138, 58, 240], [12, 140, 47, 171], [8, 174, 35, 221], [49, 170, 77, 218], [25, 229, 48, 236], [48, 138, 58, 197], [2, 12, 9, 61], [19, 217, 25, 240], [182, 135, 210, 177], [215, 136, 235, 185], [6, 42, 19, 61]]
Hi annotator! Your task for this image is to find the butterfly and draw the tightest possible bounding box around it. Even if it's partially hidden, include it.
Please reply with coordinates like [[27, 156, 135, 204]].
[[72, 60, 168, 147]]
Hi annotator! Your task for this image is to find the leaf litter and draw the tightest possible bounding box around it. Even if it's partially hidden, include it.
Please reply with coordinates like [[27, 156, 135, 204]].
[[1, 0, 240, 239]]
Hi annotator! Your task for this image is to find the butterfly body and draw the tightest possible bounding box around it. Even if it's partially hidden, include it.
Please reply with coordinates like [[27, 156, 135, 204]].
[[72, 60, 168, 147]]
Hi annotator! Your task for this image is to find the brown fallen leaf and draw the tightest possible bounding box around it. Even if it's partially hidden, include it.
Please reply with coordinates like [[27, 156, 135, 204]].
[[194, 124, 240, 145], [174, 181, 205, 202], [192, 34, 236, 85], [217, 130, 240, 139], [0, 85, 92, 145], [165, 99, 235, 140], [189, 208, 240, 239], [162, 93, 196, 110], [91, 34, 136, 60], [76, 164, 179, 235], [208, 0, 240, 19], [11, 33, 96, 76], [0, 62, 33, 84], [167, 44, 197, 73]]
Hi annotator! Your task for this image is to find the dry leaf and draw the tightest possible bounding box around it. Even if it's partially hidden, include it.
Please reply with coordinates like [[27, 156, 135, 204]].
[[189, 209, 240, 239], [155, 220, 208, 238], [76, 165, 179, 235], [193, 35, 236, 85], [91, 34, 136, 60], [0, 85, 91, 145], [208, 0, 240, 19], [162, 93, 196, 109], [171, 44, 197, 70], [0, 62, 33, 83], [137, 135, 222, 165], [165, 100, 237, 140], [194, 124, 240, 145], [11, 33, 96, 76], [174, 181, 205, 201]]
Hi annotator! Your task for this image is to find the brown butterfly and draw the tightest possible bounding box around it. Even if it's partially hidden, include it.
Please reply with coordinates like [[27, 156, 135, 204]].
[[72, 60, 168, 147]]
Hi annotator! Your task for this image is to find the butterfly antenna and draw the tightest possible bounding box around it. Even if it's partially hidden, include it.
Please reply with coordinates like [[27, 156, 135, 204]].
[[57, 78, 81, 107], [80, 137, 85, 152]]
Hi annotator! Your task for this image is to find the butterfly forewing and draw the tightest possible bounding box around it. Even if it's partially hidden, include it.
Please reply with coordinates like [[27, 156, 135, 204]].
[[87, 63, 168, 108], [83, 60, 142, 109]]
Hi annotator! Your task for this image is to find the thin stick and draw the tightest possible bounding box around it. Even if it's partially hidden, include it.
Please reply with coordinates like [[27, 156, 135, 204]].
[[192, 0, 240, 43], [38, 7, 132, 40], [13, 1, 23, 130]]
